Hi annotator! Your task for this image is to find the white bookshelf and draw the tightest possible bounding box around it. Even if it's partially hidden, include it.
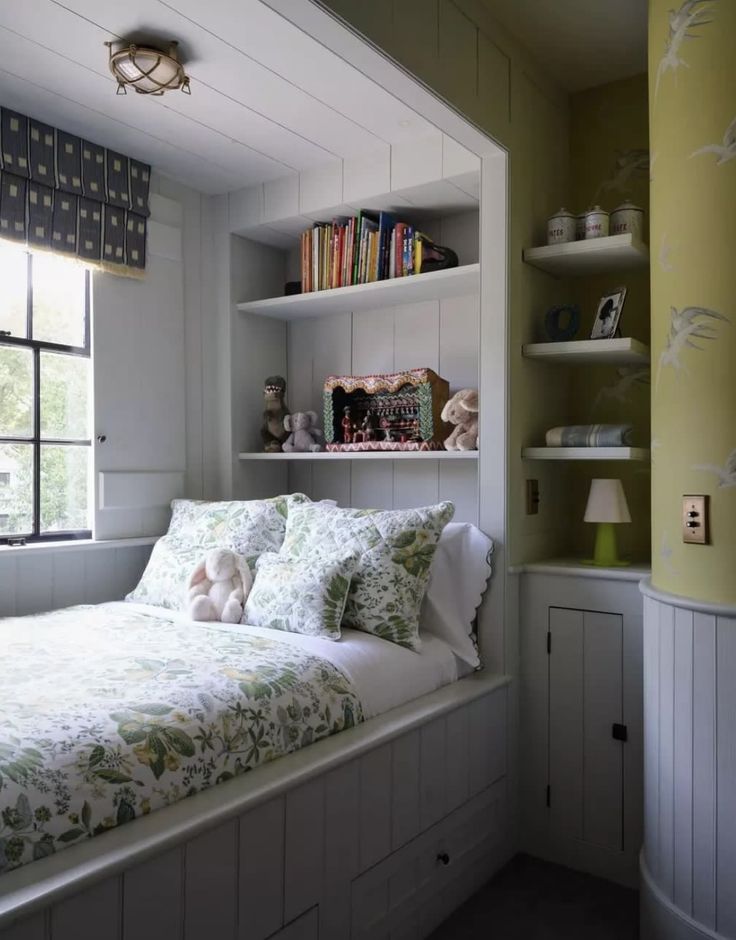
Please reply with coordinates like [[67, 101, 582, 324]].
[[522, 447, 650, 461], [237, 264, 479, 320], [522, 233, 649, 277], [238, 450, 477, 461], [522, 337, 650, 366]]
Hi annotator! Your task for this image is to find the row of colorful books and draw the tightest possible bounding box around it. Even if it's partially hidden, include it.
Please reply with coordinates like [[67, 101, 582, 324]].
[[299, 211, 427, 292]]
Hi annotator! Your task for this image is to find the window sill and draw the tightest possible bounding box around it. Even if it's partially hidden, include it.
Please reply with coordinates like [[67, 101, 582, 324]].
[[0, 536, 158, 559]]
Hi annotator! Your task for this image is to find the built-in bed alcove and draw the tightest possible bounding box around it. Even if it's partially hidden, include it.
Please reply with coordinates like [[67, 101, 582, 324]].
[[0, 3, 510, 938]]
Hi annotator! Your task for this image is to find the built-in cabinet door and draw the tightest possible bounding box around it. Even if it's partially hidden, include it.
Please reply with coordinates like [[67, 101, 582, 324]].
[[548, 606, 624, 853]]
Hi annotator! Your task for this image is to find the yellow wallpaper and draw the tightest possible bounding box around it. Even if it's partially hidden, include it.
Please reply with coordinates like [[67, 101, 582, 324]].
[[565, 75, 652, 561], [649, 0, 736, 603]]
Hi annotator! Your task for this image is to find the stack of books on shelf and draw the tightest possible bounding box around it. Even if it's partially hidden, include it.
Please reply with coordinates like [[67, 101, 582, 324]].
[[299, 211, 428, 292]]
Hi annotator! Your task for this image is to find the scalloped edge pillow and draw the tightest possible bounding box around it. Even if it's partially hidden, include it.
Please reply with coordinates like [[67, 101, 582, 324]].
[[127, 493, 310, 610], [280, 501, 455, 650], [420, 522, 494, 669], [243, 551, 359, 639]]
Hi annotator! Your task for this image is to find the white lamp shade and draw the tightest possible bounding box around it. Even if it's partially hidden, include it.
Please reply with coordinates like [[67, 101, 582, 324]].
[[584, 478, 631, 524]]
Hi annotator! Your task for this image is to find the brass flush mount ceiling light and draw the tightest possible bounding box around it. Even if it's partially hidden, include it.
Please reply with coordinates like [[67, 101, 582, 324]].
[[106, 40, 191, 95]]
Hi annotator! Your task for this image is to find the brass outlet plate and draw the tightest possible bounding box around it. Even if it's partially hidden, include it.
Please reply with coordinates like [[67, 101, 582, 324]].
[[526, 479, 540, 515], [682, 495, 708, 544]]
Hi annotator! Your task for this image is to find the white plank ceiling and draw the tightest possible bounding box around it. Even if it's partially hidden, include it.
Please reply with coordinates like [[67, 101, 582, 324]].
[[0, 0, 435, 194]]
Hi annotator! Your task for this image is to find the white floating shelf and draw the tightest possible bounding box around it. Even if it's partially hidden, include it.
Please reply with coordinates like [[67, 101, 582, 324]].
[[522, 447, 650, 461], [238, 450, 478, 461], [236, 264, 479, 320], [522, 337, 650, 366], [522, 234, 649, 277]]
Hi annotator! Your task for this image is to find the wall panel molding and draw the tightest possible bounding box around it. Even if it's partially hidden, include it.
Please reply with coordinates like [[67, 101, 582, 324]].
[[642, 590, 736, 938]]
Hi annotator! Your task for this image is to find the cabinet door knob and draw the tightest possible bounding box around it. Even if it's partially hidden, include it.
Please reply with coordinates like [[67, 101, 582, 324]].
[[436, 852, 450, 866], [97, 434, 107, 443]]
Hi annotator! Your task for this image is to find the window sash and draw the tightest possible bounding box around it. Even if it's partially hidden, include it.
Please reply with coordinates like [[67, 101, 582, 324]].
[[0, 253, 91, 544]]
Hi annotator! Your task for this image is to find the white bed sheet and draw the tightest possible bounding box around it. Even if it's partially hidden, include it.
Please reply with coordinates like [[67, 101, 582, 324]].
[[127, 602, 465, 720]]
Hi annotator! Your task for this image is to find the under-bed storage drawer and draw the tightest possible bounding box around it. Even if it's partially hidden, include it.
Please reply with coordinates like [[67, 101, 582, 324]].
[[351, 780, 506, 939]]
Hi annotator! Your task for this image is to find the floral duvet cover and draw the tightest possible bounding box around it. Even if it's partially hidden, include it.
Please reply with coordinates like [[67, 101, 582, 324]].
[[0, 603, 364, 876]]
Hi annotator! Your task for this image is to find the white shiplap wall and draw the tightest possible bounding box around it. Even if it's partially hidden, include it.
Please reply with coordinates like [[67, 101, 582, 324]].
[[283, 292, 480, 523], [230, 208, 481, 523], [0, 541, 153, 619], [641, 585, 736, 939]]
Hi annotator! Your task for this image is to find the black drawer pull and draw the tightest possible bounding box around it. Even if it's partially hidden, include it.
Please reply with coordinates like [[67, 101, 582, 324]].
[[436, 852, 450, 866]]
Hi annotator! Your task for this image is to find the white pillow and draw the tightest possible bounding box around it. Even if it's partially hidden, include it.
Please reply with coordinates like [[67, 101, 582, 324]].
[[420, 523, 493, 668]]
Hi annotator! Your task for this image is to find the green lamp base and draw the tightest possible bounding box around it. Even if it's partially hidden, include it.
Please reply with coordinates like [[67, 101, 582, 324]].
[[582, 522, 630, 568]]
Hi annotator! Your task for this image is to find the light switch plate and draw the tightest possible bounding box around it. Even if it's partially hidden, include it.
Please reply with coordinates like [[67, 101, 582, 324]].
[[682, 495, 708, 544]]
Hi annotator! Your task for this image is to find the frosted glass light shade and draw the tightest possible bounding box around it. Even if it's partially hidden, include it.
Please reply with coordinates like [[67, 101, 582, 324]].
[[107, 42, 190, 96], [584, 478, 631, 524]]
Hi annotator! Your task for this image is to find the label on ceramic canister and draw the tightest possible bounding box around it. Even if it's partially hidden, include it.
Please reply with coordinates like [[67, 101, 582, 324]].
[[584, 206, 610, 239], [547, 208, 576, 245], [611, 202, 644, 238]]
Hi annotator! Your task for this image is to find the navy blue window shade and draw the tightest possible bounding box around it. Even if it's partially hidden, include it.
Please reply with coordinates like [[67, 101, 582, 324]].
[[0, 107, 150, 274]]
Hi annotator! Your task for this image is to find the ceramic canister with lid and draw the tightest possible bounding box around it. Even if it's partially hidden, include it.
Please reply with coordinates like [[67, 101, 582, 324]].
[[610, 201, 645, 239], [547, 208, 576, 245], [584, 205, 610, 239]]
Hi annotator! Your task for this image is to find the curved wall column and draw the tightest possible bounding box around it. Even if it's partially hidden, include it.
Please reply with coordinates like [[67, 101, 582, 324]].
[[649, 0, 736, 605], [641, 582, 736, 939]]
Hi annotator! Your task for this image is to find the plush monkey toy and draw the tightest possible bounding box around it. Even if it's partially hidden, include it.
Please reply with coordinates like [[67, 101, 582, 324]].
[[261, 376, 290, 452]]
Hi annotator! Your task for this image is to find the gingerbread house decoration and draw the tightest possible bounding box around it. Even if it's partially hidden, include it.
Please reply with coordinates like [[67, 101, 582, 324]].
[[323, 368, 450, 452]]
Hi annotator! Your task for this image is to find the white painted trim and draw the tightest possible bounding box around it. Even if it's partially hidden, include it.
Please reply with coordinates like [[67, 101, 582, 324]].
[[0, 537, 158, 559], [509, 559, 650, 582], [238, 451, 477, 461], [640, 578, 736, 618], [236, 264, 479, 319], [522, 337, 650, 367], [0, 672, 509, 927], [522, 447, 650, 461], [640, 852, 725, 940]]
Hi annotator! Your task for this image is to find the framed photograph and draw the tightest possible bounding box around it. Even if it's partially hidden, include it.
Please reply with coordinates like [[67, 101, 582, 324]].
[[591, 287, 627, 339]]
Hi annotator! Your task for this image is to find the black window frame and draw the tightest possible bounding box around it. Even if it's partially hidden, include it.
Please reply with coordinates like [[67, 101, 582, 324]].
[[0, 249, 92, 545]]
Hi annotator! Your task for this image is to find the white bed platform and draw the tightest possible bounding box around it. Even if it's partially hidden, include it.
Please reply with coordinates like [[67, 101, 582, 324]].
[[0, 671, 510, 940]]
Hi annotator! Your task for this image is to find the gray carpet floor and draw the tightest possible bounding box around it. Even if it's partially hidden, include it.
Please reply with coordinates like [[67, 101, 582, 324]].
[[430, 854, 639, 939]]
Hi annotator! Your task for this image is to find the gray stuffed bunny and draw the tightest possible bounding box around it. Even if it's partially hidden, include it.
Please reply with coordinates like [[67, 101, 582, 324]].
[[283, 411, 324, 453]]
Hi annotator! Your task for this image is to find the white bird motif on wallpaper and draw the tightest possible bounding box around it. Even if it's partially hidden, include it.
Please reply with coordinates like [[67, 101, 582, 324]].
[[659, 233, 674, 272], [655, 0, 716, 99], [660, 531, 679, 576], [596, 149, 650, 198], [693, 449, 736, 487], [593, 365, 650, 411], [657, 305, 729, 387], [690, 115, 736, 165]]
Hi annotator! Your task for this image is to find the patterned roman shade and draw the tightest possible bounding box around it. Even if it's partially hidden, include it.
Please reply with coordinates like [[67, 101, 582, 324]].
[[0, 107, 150, 275]]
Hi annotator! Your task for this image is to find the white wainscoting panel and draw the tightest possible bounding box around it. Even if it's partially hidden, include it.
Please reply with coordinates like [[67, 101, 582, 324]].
[[641, 582, 736, 939], [0, 541, 154, 618], [123, 849, 183, 940]]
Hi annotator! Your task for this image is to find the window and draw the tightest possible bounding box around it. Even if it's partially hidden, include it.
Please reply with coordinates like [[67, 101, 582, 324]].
[[0, 243, 91, 543]]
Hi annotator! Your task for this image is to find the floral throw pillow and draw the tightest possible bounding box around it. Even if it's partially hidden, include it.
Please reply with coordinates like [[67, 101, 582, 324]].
[[127, 493, 310, 611], [280, 501, 455, 650], [243, 551, 358, 640]]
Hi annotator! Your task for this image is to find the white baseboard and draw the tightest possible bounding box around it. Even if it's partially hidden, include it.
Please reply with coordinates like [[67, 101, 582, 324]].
[[640, 852, 725, 940]]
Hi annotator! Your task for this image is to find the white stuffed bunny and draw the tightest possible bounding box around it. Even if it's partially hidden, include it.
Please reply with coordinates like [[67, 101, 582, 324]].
[[188, 548, 253, 623]]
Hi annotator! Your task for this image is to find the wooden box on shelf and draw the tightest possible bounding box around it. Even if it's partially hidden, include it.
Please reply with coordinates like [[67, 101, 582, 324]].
[[323, 368, 450, 452]]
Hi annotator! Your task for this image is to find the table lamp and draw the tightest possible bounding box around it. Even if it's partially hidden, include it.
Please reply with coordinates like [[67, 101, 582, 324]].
[[584, 478, 631, 567]]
